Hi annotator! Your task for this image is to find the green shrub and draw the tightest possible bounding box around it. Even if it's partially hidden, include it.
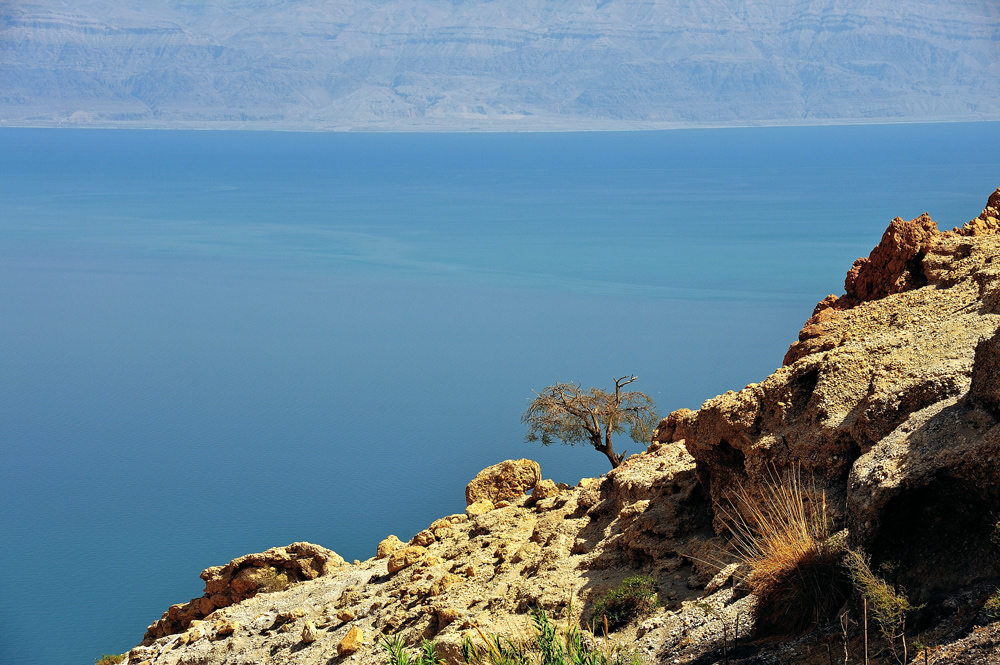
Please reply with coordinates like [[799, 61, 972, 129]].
[[461, 610, 641, 665], [590, 575, 658, 632], [985, 589, 1000, 621], [95, 655, 125, 665], [844, 548, 915, 660], [382, 635, 441, 665]]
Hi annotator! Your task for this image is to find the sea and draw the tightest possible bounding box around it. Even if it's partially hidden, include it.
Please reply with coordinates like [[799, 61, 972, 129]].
[[1, 123, 998, 665]]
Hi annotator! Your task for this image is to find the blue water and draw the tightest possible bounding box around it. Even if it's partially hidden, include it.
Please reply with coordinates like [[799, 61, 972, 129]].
[[1, 124, 998, 665]]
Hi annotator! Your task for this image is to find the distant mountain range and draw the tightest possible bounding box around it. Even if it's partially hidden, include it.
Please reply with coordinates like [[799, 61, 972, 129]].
[[3, 0, 999, 130]]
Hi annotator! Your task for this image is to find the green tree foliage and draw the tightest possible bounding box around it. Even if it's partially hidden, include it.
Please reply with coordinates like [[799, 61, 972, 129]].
[[522, 375, 658, 469]]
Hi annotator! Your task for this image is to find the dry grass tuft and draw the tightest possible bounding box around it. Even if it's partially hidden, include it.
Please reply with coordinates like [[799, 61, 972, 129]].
[[720, 467, 850, 637]]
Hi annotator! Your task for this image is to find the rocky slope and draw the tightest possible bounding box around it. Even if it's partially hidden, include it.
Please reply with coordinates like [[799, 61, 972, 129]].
[[123, 188, 1000, 664], [4, 0, 999, 129]]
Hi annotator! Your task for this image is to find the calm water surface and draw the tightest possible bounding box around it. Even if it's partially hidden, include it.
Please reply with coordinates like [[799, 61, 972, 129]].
[[1, 124, 998, 664]]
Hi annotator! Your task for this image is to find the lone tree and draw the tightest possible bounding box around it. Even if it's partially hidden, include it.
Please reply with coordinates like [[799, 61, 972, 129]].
[[522, 375, 659, 469]]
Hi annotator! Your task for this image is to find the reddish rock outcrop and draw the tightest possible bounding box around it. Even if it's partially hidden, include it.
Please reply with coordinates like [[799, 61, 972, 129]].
[[657, 189, 1000, 530], [142, 542, 345, 643], [786, 188, 1000, 365]]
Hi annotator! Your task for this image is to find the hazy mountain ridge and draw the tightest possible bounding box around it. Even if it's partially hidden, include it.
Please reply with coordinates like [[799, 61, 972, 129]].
[[3, 0, 998, 129]]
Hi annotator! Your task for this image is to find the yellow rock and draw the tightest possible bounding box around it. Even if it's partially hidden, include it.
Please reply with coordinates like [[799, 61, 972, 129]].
[[412, 529, 435, 546], [531, 479, 559, 501], [276, 607, 307, 623], [429, 573, 463, 596], [376, 535, 405, 559], [466, 499, 494, 517], [387, 546, 427, 574], [213, 618, 239, 636], [429, 517, 452, 530], [301, 620, 319, 644], [337, 609, 355, 622], [436, 606, 461, 625], [338, 625, 364, 655]]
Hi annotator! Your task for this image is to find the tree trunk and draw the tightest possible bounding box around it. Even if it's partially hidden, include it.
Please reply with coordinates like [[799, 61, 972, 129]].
[[592, 433, 623, 468]]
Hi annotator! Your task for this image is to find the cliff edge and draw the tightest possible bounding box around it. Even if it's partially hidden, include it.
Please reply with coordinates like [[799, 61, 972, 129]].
[[122, 188, 1000, 665]]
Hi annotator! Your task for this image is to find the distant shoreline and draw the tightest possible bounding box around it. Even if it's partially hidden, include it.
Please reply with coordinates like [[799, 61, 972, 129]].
[[2, 115, 998, 133]]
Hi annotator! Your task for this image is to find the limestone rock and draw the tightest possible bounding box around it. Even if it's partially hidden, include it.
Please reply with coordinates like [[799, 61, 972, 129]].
[[387, 546, 427, 574], [336, 609, 355, 622], [970, 329, 1000, 413], [531, 479, 559, 501], [127, 646, 156, 663], [847, 391, 1000, 602], [703, 563, 741, 595], [428, 573, 463, 596], [337, 625, 363, 655], [659, 190, 1000, 527], [301, 620, 319, 644], [465, 459, 541, 505], [213, 618, 238, 637], [465, 499, 494, 517], [143, 541, 344, 643], [376, 535, 404, 559], [412, 529, 435, 546]]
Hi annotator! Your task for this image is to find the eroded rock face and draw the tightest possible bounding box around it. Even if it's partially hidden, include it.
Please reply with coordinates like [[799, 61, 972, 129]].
[[464, 459, 541, 505], [142, 542, 346, 643], [655, 189, 1000, 529], [787, 188, 1000, 365], [847, 328, 1000, 602]]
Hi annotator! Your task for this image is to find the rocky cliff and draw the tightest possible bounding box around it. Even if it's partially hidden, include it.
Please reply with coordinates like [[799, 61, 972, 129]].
[[122, 188, 1000, 664]]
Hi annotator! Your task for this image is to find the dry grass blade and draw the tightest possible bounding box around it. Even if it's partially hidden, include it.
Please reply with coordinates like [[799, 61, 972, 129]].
[[719, 466, 849, 637]]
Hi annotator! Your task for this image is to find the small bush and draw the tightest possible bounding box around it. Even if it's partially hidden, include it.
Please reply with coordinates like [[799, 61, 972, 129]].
[[844, 548, 915, 660], [985, 589, 1000, 621], [590, 575, 658, 632], [95, 655, 125, 665], [720, 467, 850, 637]]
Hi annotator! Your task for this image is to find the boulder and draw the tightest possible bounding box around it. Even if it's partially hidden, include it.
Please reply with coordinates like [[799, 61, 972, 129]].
[[212, 618, 238, 637], [301, 621, 319, 644], [847, 328, 1000, 602], [338, 626, 364, 655], [387, 546, 427, 574], [411, 529, 435, 546], [465, 459, 541, 505], [531, 479, 559, 501], [970, 329, 1000, 413], [466, 499, 494, 517], [376, 535, 404, 559]]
